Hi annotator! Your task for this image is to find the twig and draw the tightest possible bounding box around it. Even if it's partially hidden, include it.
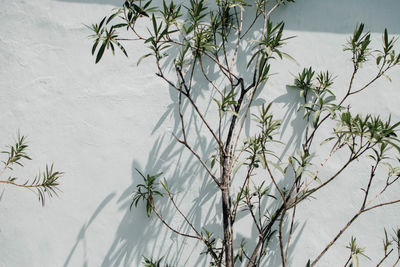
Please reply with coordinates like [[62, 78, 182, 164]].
[[376, 248, 393, 267], [172, 133, 221, 187], [149, 201, 200, 240]]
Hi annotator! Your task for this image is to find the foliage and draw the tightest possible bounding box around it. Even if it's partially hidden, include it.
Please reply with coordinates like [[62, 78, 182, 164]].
[[90, 0, 400, 266], [142, 256, 175, 267], [0, 133, 63, 206], [131, 169, 163, 217]]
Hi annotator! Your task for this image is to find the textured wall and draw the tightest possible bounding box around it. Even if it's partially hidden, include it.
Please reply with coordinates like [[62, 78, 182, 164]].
[[0, 1, 399, 266]]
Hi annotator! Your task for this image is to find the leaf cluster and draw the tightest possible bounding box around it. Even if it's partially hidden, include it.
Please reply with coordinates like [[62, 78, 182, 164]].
[[345, 236, 370, 267], [376, 29, 400, 68], [293, 67, 338, 127], [88, 10, 129, 63], [30, 164, 63, 206], [131, 169, 164, 217], [344, 24, 371, 67], [1, 134, 31, 169], [333, 112, 400, 153], [142, 256, 175, 267], [89, 1, 400, 266], [1, 134, 63, 206], [244, 103, 281, 168], [248, 21, 293, 85]]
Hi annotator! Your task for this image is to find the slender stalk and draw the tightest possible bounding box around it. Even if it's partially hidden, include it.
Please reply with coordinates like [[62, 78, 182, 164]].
[[310, 211, 361, 267], [149, 201, 200, 240], [165, 188, 202, 238], [376, 249, 393, 267], [278, 209, 287, 267]]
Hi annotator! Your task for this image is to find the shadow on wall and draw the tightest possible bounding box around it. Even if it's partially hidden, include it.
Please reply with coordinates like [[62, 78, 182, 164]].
[[63, 193, 117, 267], [92, 38, 308, 265], [97, 136, 220, 266], [56, 0, 400, 33], [61, 0, 400, 266]]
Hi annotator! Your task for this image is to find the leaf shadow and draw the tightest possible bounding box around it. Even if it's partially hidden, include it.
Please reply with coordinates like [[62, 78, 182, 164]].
[[63, 192, 117, 267]]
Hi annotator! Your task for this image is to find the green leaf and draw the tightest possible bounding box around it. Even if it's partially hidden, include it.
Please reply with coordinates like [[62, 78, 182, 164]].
[[324, 95, 336, 103], [106, 10, 120, 24], [383, 73, 392, 82], [111, 23, 128, 29], [95, 42, 106, 63], [115, 41, 128, 57], [384, 28, 388, 47], [376, 55, 383, 65], [92, 38, 99, 55], [146, 201, 152, 217], [313, 109, 321, 127], [161, 178, 169, 192], [137, 53, 153, 65], [233, 159, 246, 175], [281, 52, 299, 65], [152, 14, 157, 34], [98, 16, 106, 30], [320, 136, 335, 146], [267, 160, 284, 174]]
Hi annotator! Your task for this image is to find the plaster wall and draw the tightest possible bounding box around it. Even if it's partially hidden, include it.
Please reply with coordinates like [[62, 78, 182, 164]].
[[0, 1, 400, 266]]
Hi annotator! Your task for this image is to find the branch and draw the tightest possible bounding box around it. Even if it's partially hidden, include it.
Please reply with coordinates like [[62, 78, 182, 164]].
[[176, 67, 225, 152], [285, 195, 298, 262], [278, 209, 287, 267], [149, 201, 201, 240], [230, 6, 244, 71], [310, 211, 361, 267], [362, 199, 400, 213], [164, 188, 202, 238], [376, 249, 393, 267], [172, 133, 221, 187], [310, 159, 394, 266]]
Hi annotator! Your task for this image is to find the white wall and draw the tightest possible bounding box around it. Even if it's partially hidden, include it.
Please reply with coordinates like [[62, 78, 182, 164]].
[[0, 0, 399, 266]]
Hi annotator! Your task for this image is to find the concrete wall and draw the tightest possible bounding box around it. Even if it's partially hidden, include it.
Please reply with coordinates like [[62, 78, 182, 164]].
[[0, 0, 399, 266]]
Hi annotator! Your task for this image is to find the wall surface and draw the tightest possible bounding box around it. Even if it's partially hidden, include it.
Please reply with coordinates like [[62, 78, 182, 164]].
[[0, 1, 399, 267]]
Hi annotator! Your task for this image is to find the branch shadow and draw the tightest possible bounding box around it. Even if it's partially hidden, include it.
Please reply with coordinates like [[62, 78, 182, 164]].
[[274, 85, 307, 159], [93, 3, 311, 265], [60, 0, 400, 265], [63, 192, 117, 267], [98, 74, 221, 265]]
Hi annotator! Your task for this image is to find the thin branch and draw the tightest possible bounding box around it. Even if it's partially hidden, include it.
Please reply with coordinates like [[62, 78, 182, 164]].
[[278, 209, 287, 267], [165, 189, 202, 238], [349, 64, 389, 96], [285, 198, 298, 261], [376, 249, 393, 267], [176, 68, 225, 152], [231, 165, 254, 223], [310, 159, 393, 266], [310, 211, 361, 267], [230, 5, 244, 71], [240, 12, 261, 39], [362, 199, 400, 213], [367, 175, 400, 207], [172, 134, 221, 187], [199, 57, 224, 97], [149, 201, 200, 240], [0, 180, 46, 189], [263, 150, 285, 201]]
